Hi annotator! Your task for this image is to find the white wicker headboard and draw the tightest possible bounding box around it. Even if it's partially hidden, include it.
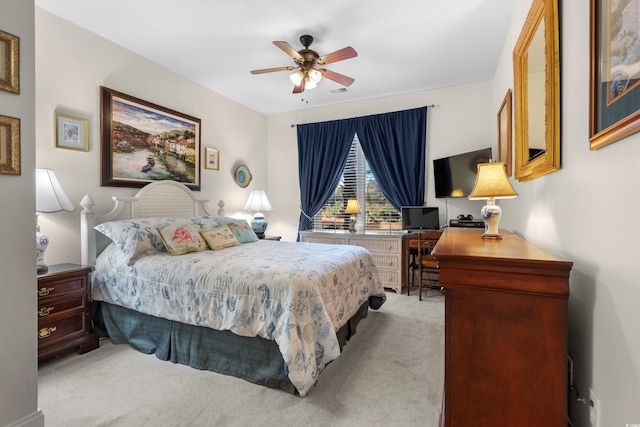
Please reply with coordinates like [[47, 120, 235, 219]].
[[80, 180, 225, 266]]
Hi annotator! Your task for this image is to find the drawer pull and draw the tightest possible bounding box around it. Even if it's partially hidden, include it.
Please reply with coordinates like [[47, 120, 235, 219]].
[[388, 261, 393, 266], [38, 306, 55, 317], [38, 287, 54, 297], [39, 326, 57, 339]]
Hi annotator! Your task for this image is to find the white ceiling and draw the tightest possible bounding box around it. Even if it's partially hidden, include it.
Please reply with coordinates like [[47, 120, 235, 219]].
[[35, 0, 517, 116]]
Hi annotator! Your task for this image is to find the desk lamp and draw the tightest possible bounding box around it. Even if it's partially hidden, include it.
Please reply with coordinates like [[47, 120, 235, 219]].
[[344, 199, 361, 233], [468, 161, 517, 239]]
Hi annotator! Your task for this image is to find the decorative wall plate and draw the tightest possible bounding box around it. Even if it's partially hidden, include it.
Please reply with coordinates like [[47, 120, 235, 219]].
[[234, 164, 252, 188]]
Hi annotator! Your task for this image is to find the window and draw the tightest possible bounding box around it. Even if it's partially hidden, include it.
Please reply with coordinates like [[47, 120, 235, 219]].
[[314, 135, 401, 231]]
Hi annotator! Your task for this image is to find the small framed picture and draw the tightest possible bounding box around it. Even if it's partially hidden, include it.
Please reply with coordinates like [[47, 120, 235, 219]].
[[56, 112, 89, 151], [0, 30, 19, 94], [205, 147, 220, 170], [0, 114, 21, 175]]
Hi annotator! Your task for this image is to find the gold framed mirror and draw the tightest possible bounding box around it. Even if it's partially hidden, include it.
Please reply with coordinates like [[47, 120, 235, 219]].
[[513, 0, 560, 182]]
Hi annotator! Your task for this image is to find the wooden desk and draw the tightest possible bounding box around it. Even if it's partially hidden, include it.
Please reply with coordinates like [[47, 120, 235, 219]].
[[434, 228, 572, 426]]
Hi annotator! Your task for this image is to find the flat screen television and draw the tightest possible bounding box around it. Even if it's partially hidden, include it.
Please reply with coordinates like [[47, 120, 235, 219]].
[[433, 147, 493, 198], [401, 206, 439, 231]]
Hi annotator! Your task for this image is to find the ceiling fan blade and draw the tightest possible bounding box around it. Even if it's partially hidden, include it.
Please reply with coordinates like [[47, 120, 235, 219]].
[[292, 78, 305, 94], [273, 41, 304, 61], [320, 69, 355, 87], [250, 66, 295, 75], [317, 46, 357, 65]]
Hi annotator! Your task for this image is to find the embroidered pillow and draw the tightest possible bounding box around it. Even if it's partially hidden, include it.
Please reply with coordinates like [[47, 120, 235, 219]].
[[157, 224, 209, 256], [201, 227, 240, 251], [213, 217, 259, 243], [94, 216, 219, 265]]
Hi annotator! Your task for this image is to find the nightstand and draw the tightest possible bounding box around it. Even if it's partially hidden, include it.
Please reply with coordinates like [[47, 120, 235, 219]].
[[37, 263, 99, 362]]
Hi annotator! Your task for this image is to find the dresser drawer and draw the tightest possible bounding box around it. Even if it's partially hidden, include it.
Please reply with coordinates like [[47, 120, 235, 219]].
[[37, 275, 87, 299], [370, 254, 398, 270], [38, 295, 86, 319], [350, 238, 399, 254], [38, 309, 87, 350], [302, 236, 345, 245], [378, 269, 399, 287]]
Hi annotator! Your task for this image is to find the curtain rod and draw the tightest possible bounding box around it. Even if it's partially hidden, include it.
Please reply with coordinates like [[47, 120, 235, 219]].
[[290, 104, 436, 127]]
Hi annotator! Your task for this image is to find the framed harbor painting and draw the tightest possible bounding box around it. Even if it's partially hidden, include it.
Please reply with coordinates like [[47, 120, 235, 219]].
[[100, 86, 201, 190]]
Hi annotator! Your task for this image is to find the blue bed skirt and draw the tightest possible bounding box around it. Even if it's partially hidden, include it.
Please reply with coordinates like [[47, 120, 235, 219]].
[[93, 298, 375, 394]]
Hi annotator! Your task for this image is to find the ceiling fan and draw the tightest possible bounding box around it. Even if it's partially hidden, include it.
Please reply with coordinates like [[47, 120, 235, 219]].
[[250, 35, 357, 94]]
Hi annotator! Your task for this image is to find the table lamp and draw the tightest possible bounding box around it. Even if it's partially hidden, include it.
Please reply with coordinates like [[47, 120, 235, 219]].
[[243, 189, 272, 238], [468, 161, 517, 239], [36, 168, 75, 272], [344, 199, 361, 233]]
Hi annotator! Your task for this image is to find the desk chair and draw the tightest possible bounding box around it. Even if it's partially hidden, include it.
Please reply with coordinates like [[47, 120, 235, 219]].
[[417, 230, 442, 301]]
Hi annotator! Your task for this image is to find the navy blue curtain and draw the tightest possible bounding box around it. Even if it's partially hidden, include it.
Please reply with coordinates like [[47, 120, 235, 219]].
[[297, 118, 356, 237], [355, 106, 427, 210]]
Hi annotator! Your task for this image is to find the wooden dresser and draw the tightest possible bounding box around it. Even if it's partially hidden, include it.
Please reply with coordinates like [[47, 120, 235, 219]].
[[37, 263, 99, 362], [433, 228, 572, 427], [299, 230, 404, 293]]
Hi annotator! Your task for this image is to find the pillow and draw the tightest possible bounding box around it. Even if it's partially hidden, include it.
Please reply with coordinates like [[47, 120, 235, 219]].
[[213, 216, 259, 243], [201, 227, 241, 251], [94, 216, 219, 265], [157, 224, 209, 256]]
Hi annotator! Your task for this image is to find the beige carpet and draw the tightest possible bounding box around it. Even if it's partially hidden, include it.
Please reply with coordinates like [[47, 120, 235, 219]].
[[38, 290, 444, 427]]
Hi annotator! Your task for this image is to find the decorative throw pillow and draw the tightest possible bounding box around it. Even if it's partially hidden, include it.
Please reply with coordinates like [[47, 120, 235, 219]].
[[201, 227, 240, 251], [94, 216, 219, 265], [157, 224, 209, 256], [213, 216, 259, 243]]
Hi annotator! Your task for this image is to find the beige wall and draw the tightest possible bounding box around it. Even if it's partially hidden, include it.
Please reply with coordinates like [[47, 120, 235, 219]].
[[35, 9, 269, 266], [0, 0, 42, 426], [494, 1, 640, 425]]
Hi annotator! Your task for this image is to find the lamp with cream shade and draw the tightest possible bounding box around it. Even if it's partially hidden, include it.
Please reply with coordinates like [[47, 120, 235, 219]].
[[36, 168, 75, 272], [344, 199, 361, 233], [468, 161, 517, 239], [243, 189, 272, 238]]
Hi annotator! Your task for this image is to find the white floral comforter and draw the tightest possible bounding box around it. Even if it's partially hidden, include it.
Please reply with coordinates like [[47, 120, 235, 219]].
[[92, 239, 386, 396]]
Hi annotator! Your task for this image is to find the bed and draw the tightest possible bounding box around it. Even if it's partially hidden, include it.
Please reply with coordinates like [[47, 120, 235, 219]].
[[80, 180, 386, 396]]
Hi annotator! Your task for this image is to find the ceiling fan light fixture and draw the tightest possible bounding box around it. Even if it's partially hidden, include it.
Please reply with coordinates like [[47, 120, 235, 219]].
[[290, 70, 304, 86], [308, 68, 322, 84], [305, 77, 317, 90]]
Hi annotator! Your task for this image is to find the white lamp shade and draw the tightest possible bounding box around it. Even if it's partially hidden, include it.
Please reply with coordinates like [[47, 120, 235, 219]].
[[36, 168, 75, 213], [468, 162, 518, 200], [243, 189, 272, 212], [290, 70, 304, 86]]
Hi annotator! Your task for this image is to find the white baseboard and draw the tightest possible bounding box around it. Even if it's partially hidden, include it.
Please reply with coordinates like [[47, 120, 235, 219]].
[[4, 410, 44, 427]]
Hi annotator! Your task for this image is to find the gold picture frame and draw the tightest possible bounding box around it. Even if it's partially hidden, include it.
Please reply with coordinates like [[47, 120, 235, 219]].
[[56, 112, 89, 151], [497, 89, 513, 176], [204, 147, 220, 170], [589, 0, 640, 149], [0, 29, 20, 94], [0, 115, 21, 175]]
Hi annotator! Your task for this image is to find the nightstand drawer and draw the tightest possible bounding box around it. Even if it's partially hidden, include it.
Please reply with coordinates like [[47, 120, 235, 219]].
[[38, 309, 87, 349], [37, 275, 87, 299], [37, 295, 86, 319], [37, 264, 98, 361]]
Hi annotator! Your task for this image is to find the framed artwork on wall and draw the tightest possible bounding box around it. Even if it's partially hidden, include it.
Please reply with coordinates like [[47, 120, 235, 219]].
[[56, 112, 89, 151], [0, 114, 20, 175], [100, 86, 201, 190], [204, 147, 220, 170], [497, 89, 512, 176], [590, 0, 640, 150], [0, 29, 19, 94]]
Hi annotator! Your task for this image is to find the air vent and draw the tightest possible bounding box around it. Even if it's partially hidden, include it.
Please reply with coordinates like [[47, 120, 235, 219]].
[[329, 87, 350, 95]]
